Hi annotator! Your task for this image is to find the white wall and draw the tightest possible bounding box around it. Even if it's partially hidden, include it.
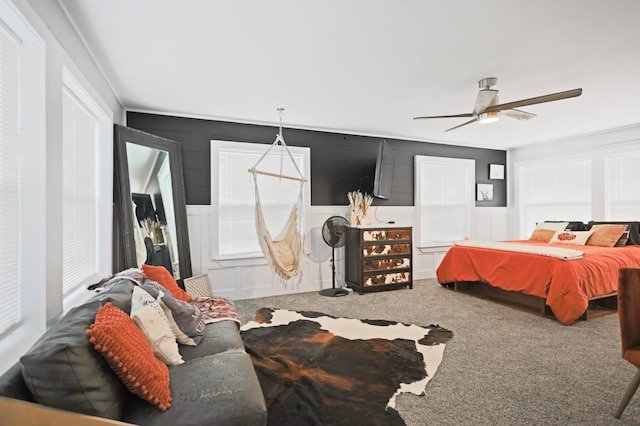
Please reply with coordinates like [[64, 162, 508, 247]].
[[188, 204, 508, 300], [508, 124, 640, 238], [0, 0, 123, 374], [18, 0, 124, 323]]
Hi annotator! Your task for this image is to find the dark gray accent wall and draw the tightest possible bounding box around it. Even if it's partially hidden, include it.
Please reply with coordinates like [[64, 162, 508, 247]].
[[126, 112, 507, 207]]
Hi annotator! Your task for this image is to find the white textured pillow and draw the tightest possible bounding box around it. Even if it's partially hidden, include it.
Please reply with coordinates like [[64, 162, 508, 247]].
[[131, 285, 157, 314], [130, 286, 183, 365], [549, 230, 593, 245], [535, 221, 569, 232], [131, 304, 184, 366]]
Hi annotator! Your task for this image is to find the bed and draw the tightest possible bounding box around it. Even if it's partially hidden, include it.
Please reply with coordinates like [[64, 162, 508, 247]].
[[436, 221, 640, 325]]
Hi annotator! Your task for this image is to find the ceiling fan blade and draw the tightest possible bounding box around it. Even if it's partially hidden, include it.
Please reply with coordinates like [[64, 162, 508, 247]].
[[502, 109, 537, 121], [413, 113, 474, 120], [445, 117, 478, 132], [472, 89, 498, 115], [484, 88, 582, 113]]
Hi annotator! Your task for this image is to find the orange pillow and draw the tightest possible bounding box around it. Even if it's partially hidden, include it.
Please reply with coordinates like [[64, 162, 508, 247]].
[[142, 264, 191, 302], [86, 303, 172, 411], [529, 229, 556, 242], [586, 224, 628, 247]]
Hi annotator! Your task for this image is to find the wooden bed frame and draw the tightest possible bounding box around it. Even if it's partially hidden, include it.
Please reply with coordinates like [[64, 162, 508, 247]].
[[443, 281, 618, 322]]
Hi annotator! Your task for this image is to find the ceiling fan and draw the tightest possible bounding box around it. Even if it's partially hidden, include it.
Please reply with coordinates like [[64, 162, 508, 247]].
[[413, 77, 582, 132]]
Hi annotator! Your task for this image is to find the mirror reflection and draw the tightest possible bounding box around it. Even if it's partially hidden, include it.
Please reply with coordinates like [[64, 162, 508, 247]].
[[126, 143, 179, 277], [114, 124, 191, 280]]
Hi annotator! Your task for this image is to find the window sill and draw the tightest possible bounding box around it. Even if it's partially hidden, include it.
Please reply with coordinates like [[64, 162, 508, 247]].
[[215, 252, 263, 261], [63, 274, 102, 315]]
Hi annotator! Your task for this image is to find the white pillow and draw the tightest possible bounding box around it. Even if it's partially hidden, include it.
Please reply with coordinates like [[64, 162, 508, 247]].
[[535, 221, 569, 232], [549, 230, 593, 245], [130, 286, 184, 365], [131, 284, 157, 314], [132, 304, 184, 366]]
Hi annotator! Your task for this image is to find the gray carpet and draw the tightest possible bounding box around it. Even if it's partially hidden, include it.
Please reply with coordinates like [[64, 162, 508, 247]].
[[234, 279, 640, 425]]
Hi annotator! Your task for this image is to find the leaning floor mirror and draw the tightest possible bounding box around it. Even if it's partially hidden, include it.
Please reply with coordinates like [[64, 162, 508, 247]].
[[114, 124, 192, 279]]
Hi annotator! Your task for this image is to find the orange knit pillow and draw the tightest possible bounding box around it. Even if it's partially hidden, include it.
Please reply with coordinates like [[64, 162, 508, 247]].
[[141, 264, 191, 302], [86, 303, 172, 411]]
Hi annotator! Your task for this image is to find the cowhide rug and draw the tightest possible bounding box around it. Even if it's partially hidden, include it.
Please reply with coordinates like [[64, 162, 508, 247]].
[[240, 308, 453, 426]]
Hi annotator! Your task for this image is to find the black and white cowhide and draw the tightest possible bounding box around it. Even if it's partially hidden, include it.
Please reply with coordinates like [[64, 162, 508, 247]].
[[240, 308, 453, 426]]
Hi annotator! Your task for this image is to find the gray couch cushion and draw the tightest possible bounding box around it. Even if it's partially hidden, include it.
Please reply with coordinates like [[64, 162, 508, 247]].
[[0, 363, 32, 401], [179, 321, 245, 362], [20, 278, 134, 419], [122, 351, 267, 426]]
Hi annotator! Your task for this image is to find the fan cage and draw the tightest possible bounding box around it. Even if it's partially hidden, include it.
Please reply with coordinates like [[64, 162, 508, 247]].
[[322, 216, 351, 249]]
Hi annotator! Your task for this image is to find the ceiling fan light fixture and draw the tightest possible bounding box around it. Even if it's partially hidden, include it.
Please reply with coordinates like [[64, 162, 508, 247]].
[[413, 77, 581, 131], [478, 111, 500, 124]]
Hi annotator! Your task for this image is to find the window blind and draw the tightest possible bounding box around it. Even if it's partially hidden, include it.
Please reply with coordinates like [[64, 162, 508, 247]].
[[415, 156, 474, 246], [0, 22, 22, 336], [62, 88, 97, 294], [518, 159, 591, 237], [213, 140, 309, 258], [606, 152, 640, 220]]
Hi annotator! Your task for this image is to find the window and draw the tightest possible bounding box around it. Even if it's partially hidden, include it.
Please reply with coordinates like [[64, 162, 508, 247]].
[[0, 10, 22, 336], [606, 151, 640, 220], [61, 69, 112, 296], [517, 159, 591, 237], [415, 156, 475, 247], [0, 0, 45, 364], [211, 140, 311, 259]]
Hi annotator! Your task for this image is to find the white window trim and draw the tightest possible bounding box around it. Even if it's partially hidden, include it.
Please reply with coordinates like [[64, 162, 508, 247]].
[[61, 67, 112, 312], [0, 0, 46, 375], [415, 155, 475, 248], [210, 139, 311, 262]]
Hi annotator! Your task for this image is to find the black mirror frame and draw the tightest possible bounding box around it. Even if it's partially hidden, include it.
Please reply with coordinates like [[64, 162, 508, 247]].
[[114, 124, 192, 278]]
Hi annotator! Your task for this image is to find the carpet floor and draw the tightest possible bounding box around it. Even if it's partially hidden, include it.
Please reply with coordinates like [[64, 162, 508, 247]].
[[234, 279, 640, 425]]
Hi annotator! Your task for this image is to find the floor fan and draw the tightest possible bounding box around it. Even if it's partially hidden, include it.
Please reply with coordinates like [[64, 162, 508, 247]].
[[319, 216, 351, 297]]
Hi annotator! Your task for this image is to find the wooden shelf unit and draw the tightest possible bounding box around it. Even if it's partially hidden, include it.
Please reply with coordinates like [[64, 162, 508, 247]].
[[345, 226, 413, 294]]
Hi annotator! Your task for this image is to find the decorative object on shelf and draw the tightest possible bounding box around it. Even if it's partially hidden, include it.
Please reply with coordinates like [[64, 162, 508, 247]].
[[347, 190, 374, 226], [319, 216, 352, 297], [489, 163, 504, 180], [360, 193, 373, 225], [477, 183, 494, 201], [347, 191, 362, 225]]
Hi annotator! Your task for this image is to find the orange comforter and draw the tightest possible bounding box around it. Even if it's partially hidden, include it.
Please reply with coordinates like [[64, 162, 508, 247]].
[[436, 240, 640, 325]]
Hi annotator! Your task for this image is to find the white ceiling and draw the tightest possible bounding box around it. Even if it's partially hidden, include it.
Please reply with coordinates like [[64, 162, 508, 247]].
[[58, 0, 640, 150]]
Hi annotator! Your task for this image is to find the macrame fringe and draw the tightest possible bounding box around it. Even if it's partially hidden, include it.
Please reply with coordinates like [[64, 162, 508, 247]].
[[253, 176, 306, 284]]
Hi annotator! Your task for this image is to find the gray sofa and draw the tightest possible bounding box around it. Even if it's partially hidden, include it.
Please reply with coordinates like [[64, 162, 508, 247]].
[[0, 277, 267, 425]]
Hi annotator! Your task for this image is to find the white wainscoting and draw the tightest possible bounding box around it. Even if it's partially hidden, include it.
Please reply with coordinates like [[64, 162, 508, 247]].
[[187, 205, 341, 301], [187, 205, 508, 300]]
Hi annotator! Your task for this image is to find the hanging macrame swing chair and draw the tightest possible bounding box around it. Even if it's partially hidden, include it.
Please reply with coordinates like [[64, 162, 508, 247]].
[[248, 109, 306, 282]]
